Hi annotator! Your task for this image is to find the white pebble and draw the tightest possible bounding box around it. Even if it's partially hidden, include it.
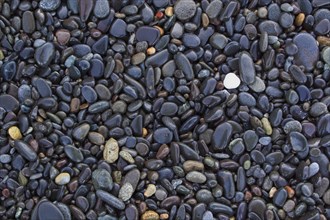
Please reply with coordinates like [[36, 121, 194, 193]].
[[224, 73, 241, 89]]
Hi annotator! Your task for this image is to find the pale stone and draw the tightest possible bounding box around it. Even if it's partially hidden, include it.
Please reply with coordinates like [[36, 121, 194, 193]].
[[224, 73, 241, 89]]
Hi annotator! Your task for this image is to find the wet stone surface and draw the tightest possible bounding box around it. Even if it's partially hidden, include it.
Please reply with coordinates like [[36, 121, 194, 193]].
[[0, 0, 329, 220]]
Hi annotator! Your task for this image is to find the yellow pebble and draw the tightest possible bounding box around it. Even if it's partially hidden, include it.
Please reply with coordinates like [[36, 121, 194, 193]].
[[295, 13, 305, 26], [165, 7, 173, 17], [119, 150, 135, 163], [142, 128, 148, 137], [160, 213, 169, 220], [261, 117, 272, 135], [144, 184, 156, 197], [147, 47, 156, 55], [8, 126, 22, 140], [0, 50, 4, 60], [154, 26, 164, 36], [141, 210, 160, 220]]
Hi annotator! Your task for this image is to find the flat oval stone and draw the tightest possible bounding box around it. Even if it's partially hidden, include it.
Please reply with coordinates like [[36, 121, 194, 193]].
[[206, 0, 223, 19], [239, 52, 256, 85], [82, 86, 97, 103], [38, 201, 64, 220], [136, 26, 160, 45], [154, 127, 173, 144], [182, 33, 200, 48], [210, 33, 227, 49], [22, 11, 35, 34], [273, 188, 288, 207], [92, 168, 113, 190], [212, 122, 233, 150], [0, 95, 19, 113], [35, 43, 55, 67], [35, 78, 52, 97], [258, 20, 282, 36], [79, 0, 93, 22], [64, 145, 84, 163], [160, 102, 178, 116], [96, 190, 125, 210], [14, 140, 37, 161], [186, 171, 206, 183], [293, 33, 319, 71]]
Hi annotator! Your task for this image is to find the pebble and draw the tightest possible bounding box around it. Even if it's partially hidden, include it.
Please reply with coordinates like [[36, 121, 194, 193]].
[[92, 169, 113, 190], [22, 11, 35, 34], [141, 210, 160, 220], [186, 171, 206, 183], [103, 138, 119, 163], [293, 33, 319, 71], [210, 33, 228, 49], [322, 47, 330, 65], [206, 0, 223, 19], [174, 0, 196, 21], [8, 126, 22, 140], [34, 43, 55, 67], [1, 61, 17, 81], [239, 52, 256, 85], [14, 140, 37, 162], [72, 123, 90, 141], [39, 0, 61, 11], [212, 122, 233, 150], [144, 184, 157, 197], [136, 26, 160, 45], [96, 190, 125, 210], [110, 19, 127, 38], [55, 173, 71, 185], [93, 0, 110, 18]]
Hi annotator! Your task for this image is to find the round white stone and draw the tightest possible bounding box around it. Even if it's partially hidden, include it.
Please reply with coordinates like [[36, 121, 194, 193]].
[[224, 73, 241, 89]]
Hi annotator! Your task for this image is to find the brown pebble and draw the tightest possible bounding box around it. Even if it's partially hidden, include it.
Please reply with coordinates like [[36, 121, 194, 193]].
[[56, 29, 71, 45], [202, 13, 209, 27], [147, 47, 156, 55], [285, 186, 295, 198], [317, 36, 330, 46]]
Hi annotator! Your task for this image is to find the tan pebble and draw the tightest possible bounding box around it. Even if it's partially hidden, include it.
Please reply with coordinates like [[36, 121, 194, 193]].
[[0, 50, 4, 60], [144, 184, 156, 197], [160, 213, 169, 220], [165, 7, 173, 17], [118, 182, 134, 201], [55, 173, 70, 185], [119, 150, 135, 163], [147, 47, 156, 55], [154, 26, 164, 36], [103, 138, 119, 163], [142, 128, 148, 137], [183, 160, 204, 172], [269, 187, 277, 198], [202, 13, 209, 27], [295, 13, 305, 26], [141, 210, 160, 220], [261, 117, 272, 135], [8, 126, 22, 140], [113, 171, 122, 184], [317, 36, 330, 46]]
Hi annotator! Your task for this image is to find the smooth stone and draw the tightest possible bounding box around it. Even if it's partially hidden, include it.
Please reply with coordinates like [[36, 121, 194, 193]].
[[248, 76, 266, 92], [174, 52, 194, 80], [88, 132, 104, 145], [289, 65, 307, 84], [79, 0, 93, 22], [145, 49, 170, 67], [38, 201, 64, 220], [208, 202, 234, 216], [88, 101, 110, 113], [92, 169, 113, 190], [310, 102, 328, 117], [174, 0, 196, 21], [217, 170, 235, 199], [243, 130, 258, 151], [131, 52, 146, 65], [186, 171, 206, 183], [64, 145, 84, 163], [33, 81, 51, 101], [239, 52, 256, 85], [154, 127, 173, 144], [118, 183, 134, 201], [110, 19, 127, 38], [0, 95, 19, 112], [273, 188, 288, 207], [206, 0, 223, 19], [93, 0, 110, 18], [96, 190, 125, 210], [238, 92, 256, 106], [212, 122, 233, 150], [82, 86, 97, 103], [39, 0, 61, 11], [258, 20, 282, 36], [279, 13, 294, 28], [136, 26, 160, 45], [1, 61, 17, 81], [55, 173, 71, 185], [14, 140, 37, 161], [182, 33, 200, 48], [160, 102, 178, 116], [72, 123, 90, 141], [322, 47, 330, 65], [196, 189, 214, 204], [35, 43, 55, 67], [293, 33, 319, 71], [22, 11, 35, 34], [209, 33, 228, 49], [171, 22, 184, 39], [103, 138, 119, 163], [90, 58, 104, 78], [289, 131, 308, 152]]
